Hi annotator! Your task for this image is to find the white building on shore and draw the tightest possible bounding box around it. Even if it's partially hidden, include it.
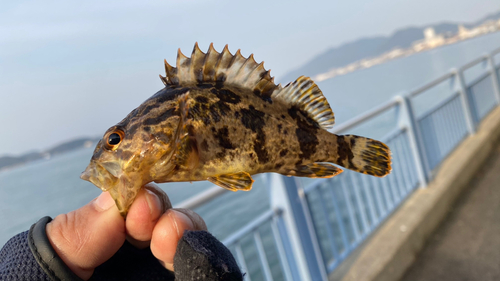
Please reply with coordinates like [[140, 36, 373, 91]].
[[412, 27, 445, 52]]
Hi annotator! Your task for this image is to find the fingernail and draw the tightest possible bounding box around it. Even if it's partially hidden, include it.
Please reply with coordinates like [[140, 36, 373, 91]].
[[95, 192, 115, 211], [169, 210, 194, 238], [145, 189, 161, 214]]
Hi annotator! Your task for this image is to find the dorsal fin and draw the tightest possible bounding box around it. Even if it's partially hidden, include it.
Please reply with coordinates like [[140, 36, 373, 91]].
[[160, 43, 278, 96], [271, 76, 335, 129]]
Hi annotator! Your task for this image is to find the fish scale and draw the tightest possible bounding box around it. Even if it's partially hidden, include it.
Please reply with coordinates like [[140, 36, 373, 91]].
[[81, 43, 392, 216]]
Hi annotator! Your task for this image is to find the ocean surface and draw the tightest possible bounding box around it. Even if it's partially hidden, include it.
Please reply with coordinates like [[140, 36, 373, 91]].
[[1, 32, 500, 247]]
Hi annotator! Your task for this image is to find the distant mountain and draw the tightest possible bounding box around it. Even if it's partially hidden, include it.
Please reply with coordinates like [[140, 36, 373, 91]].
[[45, 138, 98, 155], [282, 11, 500, 82], [0, 137, 99, 171]]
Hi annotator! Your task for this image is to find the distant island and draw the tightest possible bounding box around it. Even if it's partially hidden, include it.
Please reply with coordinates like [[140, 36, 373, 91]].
[[282, 11, 500, 82], [0, 137, 100, 172]]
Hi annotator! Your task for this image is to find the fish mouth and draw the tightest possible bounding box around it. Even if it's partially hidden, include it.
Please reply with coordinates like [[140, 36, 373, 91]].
[[81, 161, 141, 216], [80, 162, 118, 192]]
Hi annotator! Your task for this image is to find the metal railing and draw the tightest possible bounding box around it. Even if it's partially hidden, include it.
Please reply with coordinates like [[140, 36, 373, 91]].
[[176, 47, 500, 281]]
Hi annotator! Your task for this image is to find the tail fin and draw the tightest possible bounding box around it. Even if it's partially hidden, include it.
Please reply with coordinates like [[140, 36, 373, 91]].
[[334, 135, 391, 177]]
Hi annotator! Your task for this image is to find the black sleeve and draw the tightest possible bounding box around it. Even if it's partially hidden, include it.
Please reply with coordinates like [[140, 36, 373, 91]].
[[0, 217, 83, 281], [0, 217, 243, 281], [0, 230, 52, 281]]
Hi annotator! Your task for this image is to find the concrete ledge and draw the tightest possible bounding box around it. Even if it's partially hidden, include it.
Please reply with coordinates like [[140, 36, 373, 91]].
[[341, 106, 500, 281]]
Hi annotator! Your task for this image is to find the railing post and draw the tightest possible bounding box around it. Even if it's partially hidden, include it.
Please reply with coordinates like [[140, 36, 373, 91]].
[[268, 173, 327, 281], [486, 53, 500, 104], [395, 95, 428, 187], [452, 68, 477, 133]]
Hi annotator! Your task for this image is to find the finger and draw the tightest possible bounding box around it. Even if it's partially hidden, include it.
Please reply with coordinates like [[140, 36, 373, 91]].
[[125, 183, 172, 248], [46, 192, 125, 280], [150, 209, 207, 271]]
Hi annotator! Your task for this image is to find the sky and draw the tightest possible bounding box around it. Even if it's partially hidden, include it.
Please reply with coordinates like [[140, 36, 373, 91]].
[[1, 0, 499, 156]]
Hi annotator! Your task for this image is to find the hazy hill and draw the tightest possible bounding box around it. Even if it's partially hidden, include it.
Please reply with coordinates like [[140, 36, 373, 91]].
[[282, 11, 500, 82], [0, 137, 99, 171]]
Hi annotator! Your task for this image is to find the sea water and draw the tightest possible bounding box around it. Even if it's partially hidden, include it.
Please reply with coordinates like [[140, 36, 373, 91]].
[[2, 32, 500, 246]]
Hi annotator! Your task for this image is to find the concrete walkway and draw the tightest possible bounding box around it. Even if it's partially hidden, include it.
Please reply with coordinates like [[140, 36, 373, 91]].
[[401, 140, 500, 281]]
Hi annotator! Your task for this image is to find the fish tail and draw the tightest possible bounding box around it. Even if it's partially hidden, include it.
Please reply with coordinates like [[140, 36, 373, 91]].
[[332, 134, 391, 177]]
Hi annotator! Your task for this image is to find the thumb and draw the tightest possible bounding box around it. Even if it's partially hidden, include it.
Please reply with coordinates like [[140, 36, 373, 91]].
[[46, 192, 125, 280]]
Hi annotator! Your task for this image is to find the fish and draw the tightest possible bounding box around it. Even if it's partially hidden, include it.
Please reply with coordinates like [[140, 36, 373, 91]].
[[81, 43, 392, 216]]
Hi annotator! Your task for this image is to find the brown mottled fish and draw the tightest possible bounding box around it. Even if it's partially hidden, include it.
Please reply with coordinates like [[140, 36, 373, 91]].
[[81, 43, 392, 216]]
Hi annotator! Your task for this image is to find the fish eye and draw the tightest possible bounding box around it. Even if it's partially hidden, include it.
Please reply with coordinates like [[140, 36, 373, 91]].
[[104, 129, 125, 150], [108, 133, 121, 145]]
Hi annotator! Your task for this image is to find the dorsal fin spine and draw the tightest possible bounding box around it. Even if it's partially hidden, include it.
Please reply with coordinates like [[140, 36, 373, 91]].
[[176, 49, 190, 84], [203, 43, 218, 82], [235, 54, 256, 84], [216, 45, 233, 82], [199, 47, 209, 82], [190, 43, 205, 83], [176, 48, 188, 68], [217, 44, 230, 70], [159, 74, 168, 85], [226, 49, 238, 69], [254, 77, 270, 93], [212, 45, 225, 81], [250, 62, 265, 77], [164, 59, 177, 85], [262, 77, 276, 96], [233, 50, 246, 75], [242, 57, 262, 88], [226, 49, 245, 82]]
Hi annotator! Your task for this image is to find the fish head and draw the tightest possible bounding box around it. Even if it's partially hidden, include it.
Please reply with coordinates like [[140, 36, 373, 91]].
[[81, 101, 182, 216]]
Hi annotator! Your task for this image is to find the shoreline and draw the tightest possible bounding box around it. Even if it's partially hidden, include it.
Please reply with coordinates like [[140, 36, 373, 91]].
[[314, 21, 500, 82], [0, 138, 98, 173]]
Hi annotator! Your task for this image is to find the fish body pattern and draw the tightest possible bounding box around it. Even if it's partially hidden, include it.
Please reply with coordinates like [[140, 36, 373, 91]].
[[81, 43, 391, 216]]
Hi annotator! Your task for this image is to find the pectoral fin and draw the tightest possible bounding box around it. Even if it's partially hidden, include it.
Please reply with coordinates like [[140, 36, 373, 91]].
[[208, 172, 254, 191], [173, 127, 199, 170], [285, 163, 343, 178]]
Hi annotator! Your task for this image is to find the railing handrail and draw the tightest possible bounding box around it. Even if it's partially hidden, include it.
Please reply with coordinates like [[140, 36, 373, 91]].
[[331, 97, 400, 134], [174, 185, 228, 209], [222, 208, 281, 246], [459, 54, 488, 72], [409, 72, 455, 97], [467, 70, 493, 88], [490, 46, 500, 56]]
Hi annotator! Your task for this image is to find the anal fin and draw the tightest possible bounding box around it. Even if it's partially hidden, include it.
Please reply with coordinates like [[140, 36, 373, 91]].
[[208, 172, 254, 191], [287, 163, 343, 178]]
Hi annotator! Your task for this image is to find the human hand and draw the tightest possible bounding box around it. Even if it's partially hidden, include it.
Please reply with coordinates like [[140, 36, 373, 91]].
[[45, 183, 207, 280]]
